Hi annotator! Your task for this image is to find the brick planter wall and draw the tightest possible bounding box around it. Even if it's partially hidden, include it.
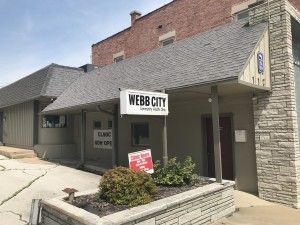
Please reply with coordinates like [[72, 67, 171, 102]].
[[40, 181, 235, 225]]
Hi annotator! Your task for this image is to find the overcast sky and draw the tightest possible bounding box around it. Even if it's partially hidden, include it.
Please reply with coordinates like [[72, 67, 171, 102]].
[[0, 0, 172, 87]]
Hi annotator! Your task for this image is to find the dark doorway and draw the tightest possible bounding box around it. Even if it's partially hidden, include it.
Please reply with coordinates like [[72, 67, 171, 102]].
[[204, 116, 234, 180], [0, 112, 3, 143]]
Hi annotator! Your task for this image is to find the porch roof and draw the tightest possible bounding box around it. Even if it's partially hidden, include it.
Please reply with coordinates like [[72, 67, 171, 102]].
[[43, 20, 267, 114]]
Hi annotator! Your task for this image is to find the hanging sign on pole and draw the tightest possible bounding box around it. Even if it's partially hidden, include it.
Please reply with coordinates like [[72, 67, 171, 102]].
[[120, 89, 168, 116]]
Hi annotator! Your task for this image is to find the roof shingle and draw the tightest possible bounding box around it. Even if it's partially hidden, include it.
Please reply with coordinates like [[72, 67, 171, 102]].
[[0, 64, 84, 109], [44, 20, 268, 113]]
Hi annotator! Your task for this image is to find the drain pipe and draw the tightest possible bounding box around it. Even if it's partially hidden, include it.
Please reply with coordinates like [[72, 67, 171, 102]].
[[80, 109, 86, 166]]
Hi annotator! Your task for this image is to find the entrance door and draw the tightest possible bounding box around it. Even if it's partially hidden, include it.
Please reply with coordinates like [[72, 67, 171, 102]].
[[204, 116, 234, 180], [0, 112, 3, 143]]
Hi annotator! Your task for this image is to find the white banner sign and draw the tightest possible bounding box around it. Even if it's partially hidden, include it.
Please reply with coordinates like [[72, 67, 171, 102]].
[[94, 129, 112, 149], [120, 89, 169, 116]]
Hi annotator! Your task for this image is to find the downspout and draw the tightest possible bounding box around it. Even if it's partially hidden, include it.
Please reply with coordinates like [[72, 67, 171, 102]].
[[80, 109, 86, 165], [112, 104, 119, 168]]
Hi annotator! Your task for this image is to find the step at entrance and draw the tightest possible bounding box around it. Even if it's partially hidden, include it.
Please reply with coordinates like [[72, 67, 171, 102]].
[[0, 146, 36, 159]]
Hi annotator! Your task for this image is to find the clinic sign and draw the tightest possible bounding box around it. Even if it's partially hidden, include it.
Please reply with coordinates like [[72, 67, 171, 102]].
[[94, 129, 112, 149], [128, 149, 154, 174], [120, 89, 169, 116]]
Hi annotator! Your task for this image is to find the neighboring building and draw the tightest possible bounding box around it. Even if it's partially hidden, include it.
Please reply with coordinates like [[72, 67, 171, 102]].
[[0, 64, 85, 157], [92, 0, 300, 66]]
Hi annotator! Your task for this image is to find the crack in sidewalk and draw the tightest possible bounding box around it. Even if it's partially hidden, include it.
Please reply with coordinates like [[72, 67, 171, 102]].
[[0, 164, 59, 206], [4, 167, 56, 172], [0, 210, 28, 223], [0, 164, 58, 173], [0, 172, 47, 206]]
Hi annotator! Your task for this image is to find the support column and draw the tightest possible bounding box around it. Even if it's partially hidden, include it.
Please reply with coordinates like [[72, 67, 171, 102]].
[[211, 86, 222, 183], [162, 89, 168, 167], [80, 109, 86, 164], [162, 115, 168, 166], [112, 104, 119, 168]]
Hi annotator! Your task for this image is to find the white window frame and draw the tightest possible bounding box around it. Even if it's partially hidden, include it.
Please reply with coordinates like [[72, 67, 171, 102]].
[[113, 51, 125, 63], [159, 30, 176, 47], [232, 0, 259, 20]]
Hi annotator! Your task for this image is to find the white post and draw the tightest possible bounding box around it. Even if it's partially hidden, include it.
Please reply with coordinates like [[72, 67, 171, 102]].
[[211, 86, 222, 183]]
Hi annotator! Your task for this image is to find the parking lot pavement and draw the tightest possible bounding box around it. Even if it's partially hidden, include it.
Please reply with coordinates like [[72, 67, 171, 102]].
[[0, 156, 100, 225], [213, 191, 300, 225]]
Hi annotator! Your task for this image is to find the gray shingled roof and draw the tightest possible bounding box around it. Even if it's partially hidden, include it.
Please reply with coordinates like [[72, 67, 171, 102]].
[[44, 20, 267, 113], [0, 64, 84, 109]]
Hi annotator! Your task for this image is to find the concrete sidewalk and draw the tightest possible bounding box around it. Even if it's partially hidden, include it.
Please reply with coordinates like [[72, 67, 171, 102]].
[[0, 155, 99, 225], [1, 153, 299, 225], [214, 191, 300, 225]]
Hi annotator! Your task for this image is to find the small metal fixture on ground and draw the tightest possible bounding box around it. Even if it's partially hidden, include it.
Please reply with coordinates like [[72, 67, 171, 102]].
[[62, 188, 78, 203]]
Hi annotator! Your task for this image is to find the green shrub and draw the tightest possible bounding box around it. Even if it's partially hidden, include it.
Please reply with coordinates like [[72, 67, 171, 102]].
[[152, 156, 195, 186], [99, 167, 157, 207]]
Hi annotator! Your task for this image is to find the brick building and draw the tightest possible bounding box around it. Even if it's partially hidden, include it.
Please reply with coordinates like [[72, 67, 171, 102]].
[[92, 0, 300, 66]]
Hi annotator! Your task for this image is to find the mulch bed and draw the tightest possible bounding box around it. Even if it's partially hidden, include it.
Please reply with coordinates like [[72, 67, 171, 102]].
[[72, 178, 213, 218]]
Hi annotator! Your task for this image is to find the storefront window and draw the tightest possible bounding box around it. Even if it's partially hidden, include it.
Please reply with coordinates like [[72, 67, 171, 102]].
[[108, 120, 113, 129], [42, 115, 67, 128], [131, 123, 150, 147], [94, 121, 102, 129]]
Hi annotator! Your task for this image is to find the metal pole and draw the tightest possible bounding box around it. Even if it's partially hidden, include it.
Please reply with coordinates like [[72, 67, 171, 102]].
[[162, 115, 168, 167], [80, 109, 86, 164], [161, 89, 168, 167], [211, 86, 222, 183], [112, 104, 119, 168]]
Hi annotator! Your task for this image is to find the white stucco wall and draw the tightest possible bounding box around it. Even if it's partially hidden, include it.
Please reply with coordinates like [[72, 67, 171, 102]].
[[35, 101, 79, 159], [3, 101, 35, 149], [167, 94, 257, 193], [84, 112, 113, 168], [81, 94, 257, 193]]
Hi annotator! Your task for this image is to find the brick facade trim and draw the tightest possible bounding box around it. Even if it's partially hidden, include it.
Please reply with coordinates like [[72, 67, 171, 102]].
[[91, 0, 300, 67]]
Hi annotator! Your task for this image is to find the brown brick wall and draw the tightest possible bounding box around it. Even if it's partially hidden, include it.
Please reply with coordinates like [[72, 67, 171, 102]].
[[292, 0, 300, 11], [92, 0, 300, 66]]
